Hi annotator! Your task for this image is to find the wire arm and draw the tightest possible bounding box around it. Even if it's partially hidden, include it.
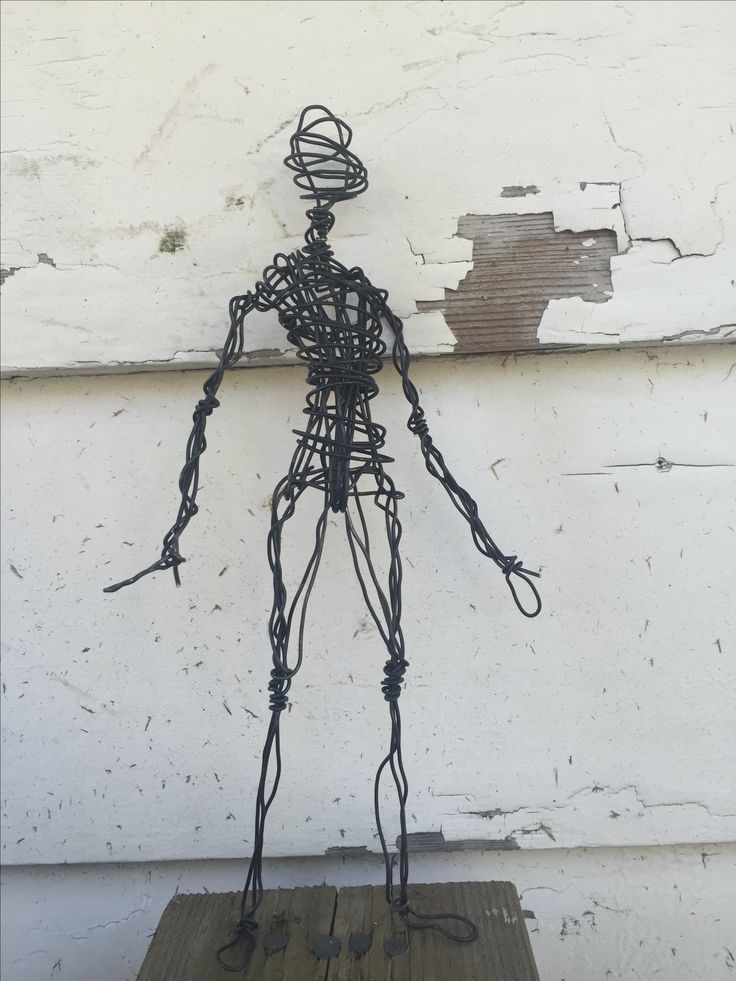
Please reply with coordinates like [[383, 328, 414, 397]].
[[384, 306, 542, 618], [104, 291, 258, 593]]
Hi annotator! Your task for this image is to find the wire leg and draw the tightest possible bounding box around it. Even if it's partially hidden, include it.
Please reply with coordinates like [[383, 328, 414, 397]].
[[216, 477, 330, 971], [345, 473, 478, 944]]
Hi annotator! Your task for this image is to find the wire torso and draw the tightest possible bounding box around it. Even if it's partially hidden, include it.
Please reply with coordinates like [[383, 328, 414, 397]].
[[254, 208, 391, 512]]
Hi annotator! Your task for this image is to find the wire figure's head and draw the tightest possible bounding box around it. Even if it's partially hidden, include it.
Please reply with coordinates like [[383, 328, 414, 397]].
[[284, 105, 368, 205]]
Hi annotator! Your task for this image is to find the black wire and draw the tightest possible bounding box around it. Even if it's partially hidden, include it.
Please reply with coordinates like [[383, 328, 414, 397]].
[[283, 104, 369, 203], [103, 291, 255, 594], [106, 105, 541, 969], [387, 307, 542, 619]]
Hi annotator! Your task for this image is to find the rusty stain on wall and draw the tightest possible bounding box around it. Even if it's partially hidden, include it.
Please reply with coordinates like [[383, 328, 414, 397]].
[[418, 213, 619, 355]]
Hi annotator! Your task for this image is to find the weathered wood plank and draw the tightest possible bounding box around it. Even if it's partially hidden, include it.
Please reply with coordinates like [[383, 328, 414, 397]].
[[493, 882, 541, 981], [418, 212, 619, 355], [245, 889, 283, 981], [351, 885, 412, 981], [136, 887, 337, 981], [137, 882, 540, 979], [400, 882, 539, 981], [137, 891, 242, 981], [278, 885, 338, 980], [326, 884, 374, 981], [3, 197, 732, 378]]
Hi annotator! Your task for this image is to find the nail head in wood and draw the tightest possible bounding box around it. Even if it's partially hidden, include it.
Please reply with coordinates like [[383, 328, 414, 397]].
[[348, 931, 373, 957], [314, 934, 342, 959]]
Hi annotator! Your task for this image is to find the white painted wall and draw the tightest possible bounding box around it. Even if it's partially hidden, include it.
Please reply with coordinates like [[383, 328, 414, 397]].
[[2, 3, 735, 980], [3, 349, 735, 979], [2, 349, 736, 867], [1, 0, 734, 374]]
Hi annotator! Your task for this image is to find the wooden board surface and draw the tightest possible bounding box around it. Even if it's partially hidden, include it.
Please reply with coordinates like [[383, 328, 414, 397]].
[[136, 882, 540, 981], [136, 886, 337, 981]]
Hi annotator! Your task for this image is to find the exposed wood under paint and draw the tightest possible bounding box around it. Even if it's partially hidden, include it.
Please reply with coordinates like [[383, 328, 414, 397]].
[[402, 831, 521, 852], [501, 186, 541, 198], [419, 213, 619, 355], [2, 1, 733, 376], [327, 833, 521, 856]]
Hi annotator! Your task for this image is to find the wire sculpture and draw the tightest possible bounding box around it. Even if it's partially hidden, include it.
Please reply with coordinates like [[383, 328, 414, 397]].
[[105, 105, 541, 970]]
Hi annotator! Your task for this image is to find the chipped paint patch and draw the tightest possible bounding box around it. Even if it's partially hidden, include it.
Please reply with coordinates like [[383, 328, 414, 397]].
[[325, 845, 369, 857], [0, 267, 20, 285], [501, 185, 540, 198], [1, 253, 58, 288], [418, 212, 618, 353], [1, 0, 734, 373], [402, 831, 520, 852], [537, 181, 736, 345], [448, 784, 736, 851]]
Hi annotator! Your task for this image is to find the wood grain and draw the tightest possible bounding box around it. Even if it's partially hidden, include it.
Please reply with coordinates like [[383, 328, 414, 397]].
[[418, 212, 618, 355], [137, 887, 337, 981], [137, 882, 540, 980]]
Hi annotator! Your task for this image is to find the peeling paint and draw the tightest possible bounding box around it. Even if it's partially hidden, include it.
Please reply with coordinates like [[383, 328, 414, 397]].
[[325, 845, 369, 858], [451, 783, 736, 851], [538, 182, 735, 346], [2, 1, 734, 373], [0, 252, 57, 287], [419, 212, 618, 353], [501, 185, 540, 198], [401, 831, 520, 852], [243, 347, 287, 361]]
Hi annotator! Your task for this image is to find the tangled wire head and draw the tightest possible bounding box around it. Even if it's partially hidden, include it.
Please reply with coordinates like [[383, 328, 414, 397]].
[[283, 105, 369, 205]]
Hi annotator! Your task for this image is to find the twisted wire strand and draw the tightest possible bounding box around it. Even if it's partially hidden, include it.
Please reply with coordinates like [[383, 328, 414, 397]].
[[385, 307, 542, 619], [217, 481, 331, 971], [256, 212, 390, 513], [103, 292, 256, 594], [345, 478, 477, 943]]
